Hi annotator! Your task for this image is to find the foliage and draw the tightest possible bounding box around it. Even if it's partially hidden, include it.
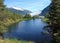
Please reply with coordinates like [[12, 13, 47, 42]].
[[24, 13, 32, 19], [45, 0, 60, 43], [32, 15, 39, 19]]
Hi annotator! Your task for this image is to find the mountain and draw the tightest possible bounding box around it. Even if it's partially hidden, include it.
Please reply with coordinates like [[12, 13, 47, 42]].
[[8, 5, 50, 16], [30, 5, 50, 16], [8, 7, 32, 15], [39, 5, 50, 16]]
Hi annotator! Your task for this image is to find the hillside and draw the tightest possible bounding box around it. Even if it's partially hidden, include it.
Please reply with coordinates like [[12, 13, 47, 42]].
[[39, 5, 50, 16], [8, 7, 32, 15]]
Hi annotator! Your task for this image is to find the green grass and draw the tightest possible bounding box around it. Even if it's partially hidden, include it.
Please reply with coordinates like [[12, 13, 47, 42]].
[[0, 39, 34, 43], [41, 18, 49, 22]]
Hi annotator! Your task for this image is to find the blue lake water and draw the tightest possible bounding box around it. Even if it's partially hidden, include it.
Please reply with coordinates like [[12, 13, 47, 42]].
[[4, 19, 51, 43]]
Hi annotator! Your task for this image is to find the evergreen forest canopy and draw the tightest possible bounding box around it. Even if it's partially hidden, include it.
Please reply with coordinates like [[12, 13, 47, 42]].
[[44, 0, 60, 43]]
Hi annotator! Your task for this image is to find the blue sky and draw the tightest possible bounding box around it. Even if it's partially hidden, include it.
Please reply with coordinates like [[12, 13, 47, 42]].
[[4, 0, 51, 12]]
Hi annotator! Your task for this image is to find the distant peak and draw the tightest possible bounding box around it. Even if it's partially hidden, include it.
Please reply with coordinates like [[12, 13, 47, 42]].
[[12, 6, 24, 11]]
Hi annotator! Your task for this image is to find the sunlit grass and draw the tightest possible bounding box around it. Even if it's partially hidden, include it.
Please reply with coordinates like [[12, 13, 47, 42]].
[[41, 18, 49, 22], [0, 39, 34, 43]]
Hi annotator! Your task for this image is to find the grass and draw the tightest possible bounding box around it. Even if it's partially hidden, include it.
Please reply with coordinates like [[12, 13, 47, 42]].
[[0, 39, 34, 43], [41, 18, 49, 22]]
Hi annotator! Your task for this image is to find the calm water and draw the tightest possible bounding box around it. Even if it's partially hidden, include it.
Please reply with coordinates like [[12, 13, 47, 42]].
[[4, 19, 51, 43]]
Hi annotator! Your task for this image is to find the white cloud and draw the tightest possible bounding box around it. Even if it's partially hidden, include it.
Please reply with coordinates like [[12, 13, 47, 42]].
[[30, 11, 41, 16], [12, 6, 24, 11]]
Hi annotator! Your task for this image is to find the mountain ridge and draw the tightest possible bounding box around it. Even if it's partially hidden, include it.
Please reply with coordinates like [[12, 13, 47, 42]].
[[39, 5, 50, 16], [8, 6, 50, 16], [8, 7, 32, 15]]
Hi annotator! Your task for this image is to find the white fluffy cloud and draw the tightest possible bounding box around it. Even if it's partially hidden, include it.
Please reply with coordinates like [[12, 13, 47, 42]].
[[30, 11, 41, 16]]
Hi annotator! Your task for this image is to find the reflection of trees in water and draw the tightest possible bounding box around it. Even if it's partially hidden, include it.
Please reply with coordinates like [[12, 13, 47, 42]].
[[39, 25, 52, 43], [7, 23, 19, 38]]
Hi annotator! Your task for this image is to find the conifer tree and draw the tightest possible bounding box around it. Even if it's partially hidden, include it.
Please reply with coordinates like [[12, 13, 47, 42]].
[[45, 0, 60, 43]]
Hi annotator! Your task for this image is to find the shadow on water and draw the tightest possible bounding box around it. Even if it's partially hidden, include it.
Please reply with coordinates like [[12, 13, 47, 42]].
[[4, 19, 52, 43]]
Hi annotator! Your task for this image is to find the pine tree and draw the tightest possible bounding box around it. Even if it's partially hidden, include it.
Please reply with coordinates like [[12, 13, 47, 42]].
[[24, 13, 31, 19], [45, 0, 60, 43], [0, 0, 5, 11]]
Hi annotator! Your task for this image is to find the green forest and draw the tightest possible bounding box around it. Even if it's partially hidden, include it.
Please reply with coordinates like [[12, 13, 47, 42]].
[[43, 0, 60, 43]]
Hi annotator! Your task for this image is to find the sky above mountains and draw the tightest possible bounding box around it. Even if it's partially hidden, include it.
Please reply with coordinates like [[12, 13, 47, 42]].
[[4, 0, 51, 12]]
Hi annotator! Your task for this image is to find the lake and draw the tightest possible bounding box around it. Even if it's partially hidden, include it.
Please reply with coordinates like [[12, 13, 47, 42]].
[[4, 19, 52, 43]]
